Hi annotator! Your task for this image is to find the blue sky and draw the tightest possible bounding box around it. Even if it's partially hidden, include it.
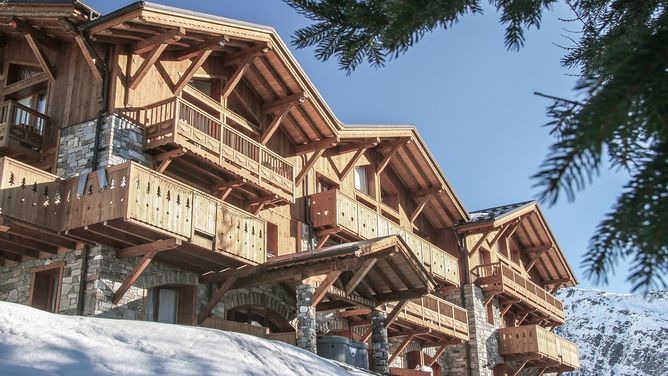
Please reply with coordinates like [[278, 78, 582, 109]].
[[87, 0, 632, 293]]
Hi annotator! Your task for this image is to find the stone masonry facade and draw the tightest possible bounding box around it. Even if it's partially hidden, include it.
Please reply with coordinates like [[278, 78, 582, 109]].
[[56, 114, 151, 179]]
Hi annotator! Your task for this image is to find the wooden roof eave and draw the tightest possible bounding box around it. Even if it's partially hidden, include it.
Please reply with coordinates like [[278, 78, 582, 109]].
[[532, 204, 578, 286]]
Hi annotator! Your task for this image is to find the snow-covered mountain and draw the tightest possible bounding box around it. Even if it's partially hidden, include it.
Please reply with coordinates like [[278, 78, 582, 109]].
[[557, 288, 668, 376]]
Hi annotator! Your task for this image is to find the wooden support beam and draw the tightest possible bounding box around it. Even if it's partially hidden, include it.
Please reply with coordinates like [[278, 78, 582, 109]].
[[551, 282, 565, 294], [223, 44, 271, 67], [197, 276, 238, 324], [385, 300, 409, 329], [155, 158, 172, 173], [484, 292, 499, 307], [510, 360, 529, 376], [74, 35, 102, 82], [426, 344, 449, 366], [116, 238, 182, 258], [329, 138, 380, 156], [338, 146, 367, 180], [260, 101, 297, 145], [173, 49, 213, 95], [526, 247, 550, 272], [518, 310, 533, 325], [344, 258, 377, 295], [133, 27, 185, 55], [468, 229, 493, 257], [262, 93, 307, 114], [112, 251, 158, 304], [524, 244, 553, 255], [410, 194, 433, 224], [24, 33, 55, 81], [175, 36, 228, 61], [361, 329, 372, 343], [294, 137, 339, 156], [316, 234, 331, 249], [154, 147, 186, 162], [9, 17, 58, 49], [311, 271, 343, 307], [500, 300, 519, 317], [535, 367, 548, 376], [130, 41, 168, 90], [389, 334, 415, 364], [409, 186, 444, 199], [222, 48, 267, 99], [295, 148, 326, 185], [486, 220, 519, 249], [376, 139, 407, 175], [337, 308, 372, 318], [544, 277, 571, 286]]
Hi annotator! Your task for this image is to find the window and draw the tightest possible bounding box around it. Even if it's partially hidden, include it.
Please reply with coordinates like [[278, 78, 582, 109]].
[[30, 263, 64, 313], [354, 166, 369, 195], [146, 285, 196, 325]]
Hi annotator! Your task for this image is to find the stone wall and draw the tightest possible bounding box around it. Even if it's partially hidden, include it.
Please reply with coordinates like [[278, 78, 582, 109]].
[[0, 250, 84, 315], [83, 245, 202, 319], [219, 285, 295, 323], [466, 283, 504, 376], [56, 114, 151, 179]]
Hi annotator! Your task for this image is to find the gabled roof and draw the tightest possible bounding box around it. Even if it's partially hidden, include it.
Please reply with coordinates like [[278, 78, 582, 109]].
[[468, 200, 535, 224], [459, 201, 578, 287]]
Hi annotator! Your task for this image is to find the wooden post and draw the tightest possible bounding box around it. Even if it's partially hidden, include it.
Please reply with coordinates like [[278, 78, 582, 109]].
[[197, 277, 238, 324], [310, 271, 342, 307], [388, 334, 415, 364], [112, 250, 158, 305]]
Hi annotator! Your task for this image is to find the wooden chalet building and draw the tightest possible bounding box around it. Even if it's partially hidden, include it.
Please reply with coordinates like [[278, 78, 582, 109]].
[[0, 1, 579, 375]]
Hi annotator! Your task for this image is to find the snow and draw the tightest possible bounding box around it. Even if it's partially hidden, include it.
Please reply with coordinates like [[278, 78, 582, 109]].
[[0, 302, 373, 376], [557, 288, 668, 376]]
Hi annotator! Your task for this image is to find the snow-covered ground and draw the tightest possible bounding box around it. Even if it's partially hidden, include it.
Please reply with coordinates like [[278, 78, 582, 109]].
[[0, 302, 373, 376]]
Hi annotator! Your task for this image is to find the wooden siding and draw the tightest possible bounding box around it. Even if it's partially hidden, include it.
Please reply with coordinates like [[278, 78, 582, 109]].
[[498, 325, 580, 371], [472, 262, 564, 324], [310, 189, 459, 285]]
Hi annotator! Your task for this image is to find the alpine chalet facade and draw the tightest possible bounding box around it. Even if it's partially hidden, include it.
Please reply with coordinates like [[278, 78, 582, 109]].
[[0, 2, 579, 375]]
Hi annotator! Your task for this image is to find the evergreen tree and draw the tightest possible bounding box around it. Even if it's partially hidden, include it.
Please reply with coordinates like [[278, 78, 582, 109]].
[[285, 0, 668, 292]]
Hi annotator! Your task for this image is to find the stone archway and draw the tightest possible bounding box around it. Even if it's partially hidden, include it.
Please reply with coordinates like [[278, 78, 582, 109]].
[[222, 289, 295, 331]]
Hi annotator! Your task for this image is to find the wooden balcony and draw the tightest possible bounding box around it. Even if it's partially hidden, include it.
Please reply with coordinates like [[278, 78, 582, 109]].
[[385, 294, 469, 343], [202, 317, 296, 346], [472, 262, 565, 325], [121, 97, 295, 203], [0, 157, 266, 270], [0, 101, 47, 162], [498, 325, 579, 372], [309, 189, 459, 285]]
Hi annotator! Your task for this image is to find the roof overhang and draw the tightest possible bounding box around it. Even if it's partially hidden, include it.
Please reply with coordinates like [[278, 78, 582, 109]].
[[203, 235, 436, 309]]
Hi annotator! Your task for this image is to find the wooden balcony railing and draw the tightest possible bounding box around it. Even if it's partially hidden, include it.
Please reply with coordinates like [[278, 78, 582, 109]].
[[121, 97, 295, 202], [0, 101, 48, 151], [0, 157, 266, 264], [472, 262, 564, 323], [309, 189, 460, 285], [498, 325, 580, 371], [202, 317, 296, 346], [385, 294, 469, 341]]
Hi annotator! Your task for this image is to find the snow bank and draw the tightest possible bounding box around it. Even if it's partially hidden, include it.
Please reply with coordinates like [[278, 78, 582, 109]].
[[0, 302, 372, 376]]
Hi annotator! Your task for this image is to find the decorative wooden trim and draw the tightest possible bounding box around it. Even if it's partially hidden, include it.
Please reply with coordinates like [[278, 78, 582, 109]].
[[112, 250, 158, 305], [260, 102, 295, 145], [344, 258, 377, 295], [526, 247, 550, 272], [468, 229, 493, 257], [24, 33, 55, 81], [173, 49, 213, 95], [376, 139, 407, 175], [311, 271, 343, 307], [116, 238, 181, 258], [197, 276, 238, 324], [294, 137, 339, 156]]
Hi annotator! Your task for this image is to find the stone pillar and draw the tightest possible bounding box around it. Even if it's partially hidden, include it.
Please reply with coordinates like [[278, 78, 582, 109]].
[[371, 310, 390, 375], [296, 284, 317, 353]]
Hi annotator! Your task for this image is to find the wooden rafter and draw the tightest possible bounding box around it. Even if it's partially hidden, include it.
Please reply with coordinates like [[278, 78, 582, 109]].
[[24, 33, 55, 81], [173, 49, 213, 95], [221, 47, 269, 100], [295, 148, 326, 185], [260, 97, 304, 145], [175, 36, 228, 61], [311, 271, 343, 307], [197, 276, 238, 324], [376, 139, 408, 175], [116, 238, 182, 258], [134, 27, 185, 54], [295, 137, 339, 156], [389, 334, 416, 364], [112, 250, 158, 304], [425, 344, 450, 366], [344, 258, 377, 295], [329, 138, 380, 156], [409, 186, 444, 199], [9, 17, 58, 50], [338, 146, 368, 180], [262, 93, 307, 114]]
